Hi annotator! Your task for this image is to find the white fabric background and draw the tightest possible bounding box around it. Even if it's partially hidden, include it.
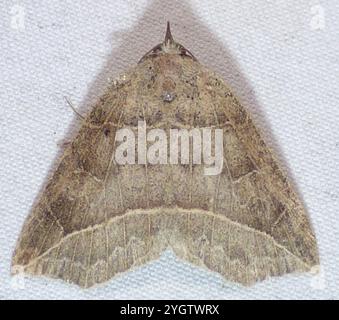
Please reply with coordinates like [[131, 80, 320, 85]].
[[1, 0, 338, 299]]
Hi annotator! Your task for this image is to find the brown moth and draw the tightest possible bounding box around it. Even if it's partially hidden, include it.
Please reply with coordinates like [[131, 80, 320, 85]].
[[12, 23, 319, 288]]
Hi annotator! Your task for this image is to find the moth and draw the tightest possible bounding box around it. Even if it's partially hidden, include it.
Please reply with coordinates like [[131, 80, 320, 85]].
[[12, 23, 319, 288]]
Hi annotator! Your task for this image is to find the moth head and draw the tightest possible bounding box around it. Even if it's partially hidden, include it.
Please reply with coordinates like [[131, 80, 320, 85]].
[[139, 21, 197, 63]]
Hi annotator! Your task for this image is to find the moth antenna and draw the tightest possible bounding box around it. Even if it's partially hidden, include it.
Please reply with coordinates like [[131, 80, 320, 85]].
[[64, 96, 85, 121], [164, 21, 174, 45], [139, 21, 197, 63]]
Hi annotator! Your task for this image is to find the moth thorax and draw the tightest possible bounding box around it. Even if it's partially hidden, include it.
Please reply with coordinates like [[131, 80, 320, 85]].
[[161, 41, 181, 55], [161, 77, 176, 103]]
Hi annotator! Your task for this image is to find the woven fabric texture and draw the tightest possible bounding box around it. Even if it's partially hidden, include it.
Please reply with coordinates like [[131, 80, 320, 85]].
[[0, 0, 338, 299]]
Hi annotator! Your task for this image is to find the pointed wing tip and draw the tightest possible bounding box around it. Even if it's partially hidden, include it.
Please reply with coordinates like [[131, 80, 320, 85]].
[[309, 264, 321, 274], [11, 263, 25, 276]]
